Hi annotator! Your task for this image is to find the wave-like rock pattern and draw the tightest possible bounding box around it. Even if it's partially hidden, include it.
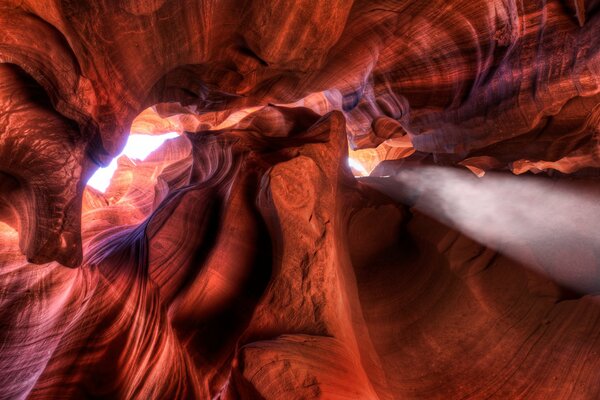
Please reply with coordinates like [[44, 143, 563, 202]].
[[1, 0, 600, 399]]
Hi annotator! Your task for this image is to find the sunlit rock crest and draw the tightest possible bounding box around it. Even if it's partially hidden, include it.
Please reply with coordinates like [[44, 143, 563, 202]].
[[1, 0, 600, 399]]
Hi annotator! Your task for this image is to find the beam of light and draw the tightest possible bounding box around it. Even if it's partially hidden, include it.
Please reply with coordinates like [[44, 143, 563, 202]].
[[348, 157, 369, 176], [87, 132, 180, 192], [362, 166, 600, 296]]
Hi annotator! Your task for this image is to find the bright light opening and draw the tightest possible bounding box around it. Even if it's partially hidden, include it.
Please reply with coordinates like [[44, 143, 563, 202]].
[[348, 157, 369, 176], [87, 132, 180, 192]]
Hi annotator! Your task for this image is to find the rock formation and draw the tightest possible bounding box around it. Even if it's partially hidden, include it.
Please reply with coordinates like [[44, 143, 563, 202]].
[[0, 0, 599, 399]]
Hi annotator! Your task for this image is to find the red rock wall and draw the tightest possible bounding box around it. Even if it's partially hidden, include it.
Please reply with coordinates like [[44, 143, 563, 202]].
[[1, 1, 599, 399]]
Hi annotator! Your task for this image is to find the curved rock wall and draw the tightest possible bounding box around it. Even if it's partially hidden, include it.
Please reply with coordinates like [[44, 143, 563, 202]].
[[0, 1, 599, 399]]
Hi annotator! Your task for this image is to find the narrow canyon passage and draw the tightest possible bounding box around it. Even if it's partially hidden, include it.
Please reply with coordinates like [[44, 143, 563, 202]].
[[1, 0, 600, 399]]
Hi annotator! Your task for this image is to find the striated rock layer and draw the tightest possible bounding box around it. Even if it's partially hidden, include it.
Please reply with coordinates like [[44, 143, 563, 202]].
[[1, 0, 600, 399]]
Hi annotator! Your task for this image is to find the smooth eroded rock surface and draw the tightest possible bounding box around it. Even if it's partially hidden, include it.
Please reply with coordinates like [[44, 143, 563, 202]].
[[1, 0, 599, 399]]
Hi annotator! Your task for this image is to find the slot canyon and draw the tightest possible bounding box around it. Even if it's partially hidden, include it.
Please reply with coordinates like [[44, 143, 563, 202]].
[[1, 0, 600, 398]]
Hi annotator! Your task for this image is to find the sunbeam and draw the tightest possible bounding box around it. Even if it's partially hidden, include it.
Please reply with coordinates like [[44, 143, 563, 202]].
[[363, 166, 600, 296]]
